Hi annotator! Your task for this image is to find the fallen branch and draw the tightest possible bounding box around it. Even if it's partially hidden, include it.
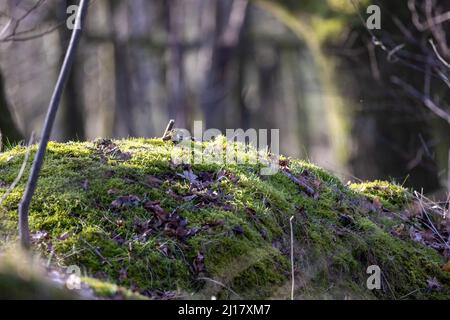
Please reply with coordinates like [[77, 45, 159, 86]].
[[282, 170, 315, 197], [18, 0, 90, 250]]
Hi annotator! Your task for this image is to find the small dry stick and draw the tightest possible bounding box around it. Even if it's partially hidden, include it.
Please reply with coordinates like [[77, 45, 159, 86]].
[[81, 239, 112, 267], [162, 119, 175, 141], [289, 215, 295, 300]]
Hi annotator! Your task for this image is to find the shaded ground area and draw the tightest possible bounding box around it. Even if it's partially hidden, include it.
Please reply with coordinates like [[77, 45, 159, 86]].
[[0, 138, 449, 299]]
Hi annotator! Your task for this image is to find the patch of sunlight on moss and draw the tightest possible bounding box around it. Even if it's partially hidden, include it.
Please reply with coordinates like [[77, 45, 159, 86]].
[[349, 180, 411, 211]]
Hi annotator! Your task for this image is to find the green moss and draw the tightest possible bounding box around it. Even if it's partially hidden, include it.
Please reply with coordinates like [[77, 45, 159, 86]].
[[81, 277, 148, 300], [0, 250, 79, 300], [0, 138, 448, 299], [349, 180, 411, 211]]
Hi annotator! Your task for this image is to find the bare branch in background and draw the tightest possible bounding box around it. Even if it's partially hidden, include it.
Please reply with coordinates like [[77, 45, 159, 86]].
[[0, 22, 64, 42], [392, 76, 450, 125], [18, 0, 90, 250], [0, 0, 47, 42], [429, 39, 450, 69], [0, 0, 96, 42], [353, 0, 450, 132]]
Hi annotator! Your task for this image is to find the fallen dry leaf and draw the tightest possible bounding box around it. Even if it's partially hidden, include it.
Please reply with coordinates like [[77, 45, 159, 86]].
[[193, 252, 206, 274], [146, 175, 164, 188], [111, 195, 141, 210], [279, 159, 290, 168], [108, 188, 119, 195], [442, 261, 450, 272], [372, 197, 383, 210], [232, 225, 244, 235], [178, 169, 199, 186], [104, 170, 115, 178], [427, 277, 442, 291], [32, 231, 49, 242]]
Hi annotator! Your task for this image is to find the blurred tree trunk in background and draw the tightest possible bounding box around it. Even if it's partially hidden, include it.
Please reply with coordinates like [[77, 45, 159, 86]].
[[165, 0, 188, 129], [0, 69, 23, 147], [58, 0, 85, 141], [236, 32, 250, 129], [201, 0, 249, 131], [109, 0, 135, 137]]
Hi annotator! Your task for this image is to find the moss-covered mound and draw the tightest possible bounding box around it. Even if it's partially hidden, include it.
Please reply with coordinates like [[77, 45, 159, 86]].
[[0, 248, 149, 300], [0, 138, 449, 299]]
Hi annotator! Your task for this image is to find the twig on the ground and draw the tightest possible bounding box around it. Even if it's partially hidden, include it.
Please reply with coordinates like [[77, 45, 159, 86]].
[[162, 119, 175, 141], [282, 170, 315, 196], [414, 190, 450, 250], [81, 239, 112, 267]]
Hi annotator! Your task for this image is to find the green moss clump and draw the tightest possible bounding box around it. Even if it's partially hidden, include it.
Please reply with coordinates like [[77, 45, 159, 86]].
[[0, 138, 448, 299], [81, 277, 148, 300], [348, 180, 411, 211]]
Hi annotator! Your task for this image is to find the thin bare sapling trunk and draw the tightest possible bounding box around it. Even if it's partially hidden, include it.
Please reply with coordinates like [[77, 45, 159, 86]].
[[18, 0, 90, 249]]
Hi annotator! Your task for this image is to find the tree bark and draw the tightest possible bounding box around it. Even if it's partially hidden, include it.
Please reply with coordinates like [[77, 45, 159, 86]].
[[200, 0, 249, 131], [165, 0, 188, 129], [108, 0, 135, 137], [58, 0, 85, 141], [0, 68, 23, 148]]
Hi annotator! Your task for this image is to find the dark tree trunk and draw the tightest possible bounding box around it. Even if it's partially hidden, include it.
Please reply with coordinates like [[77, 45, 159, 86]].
[[0, 68, 23, 148], [109, 0, 135, 137], [165, 0, 188, 129], [201, 0, 249, 131], [58, 0, 85, 141]]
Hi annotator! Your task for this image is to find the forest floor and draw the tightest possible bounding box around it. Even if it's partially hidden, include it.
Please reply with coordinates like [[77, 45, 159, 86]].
[[0, 137, 449, 299]]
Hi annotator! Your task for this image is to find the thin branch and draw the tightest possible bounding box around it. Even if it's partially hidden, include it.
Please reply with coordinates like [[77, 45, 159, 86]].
[[18, 0, 90, 250], [429, 39, 450, 69], [414, 190, 450, 250], [391, 76, 450, 125], [0, 0, 97, 42], [0, 0, 46, 41], [0, 22, 64, 42]]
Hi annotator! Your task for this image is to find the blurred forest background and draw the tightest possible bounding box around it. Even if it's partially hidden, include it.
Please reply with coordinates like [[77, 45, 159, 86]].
[[0, 0, 449, 196]]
